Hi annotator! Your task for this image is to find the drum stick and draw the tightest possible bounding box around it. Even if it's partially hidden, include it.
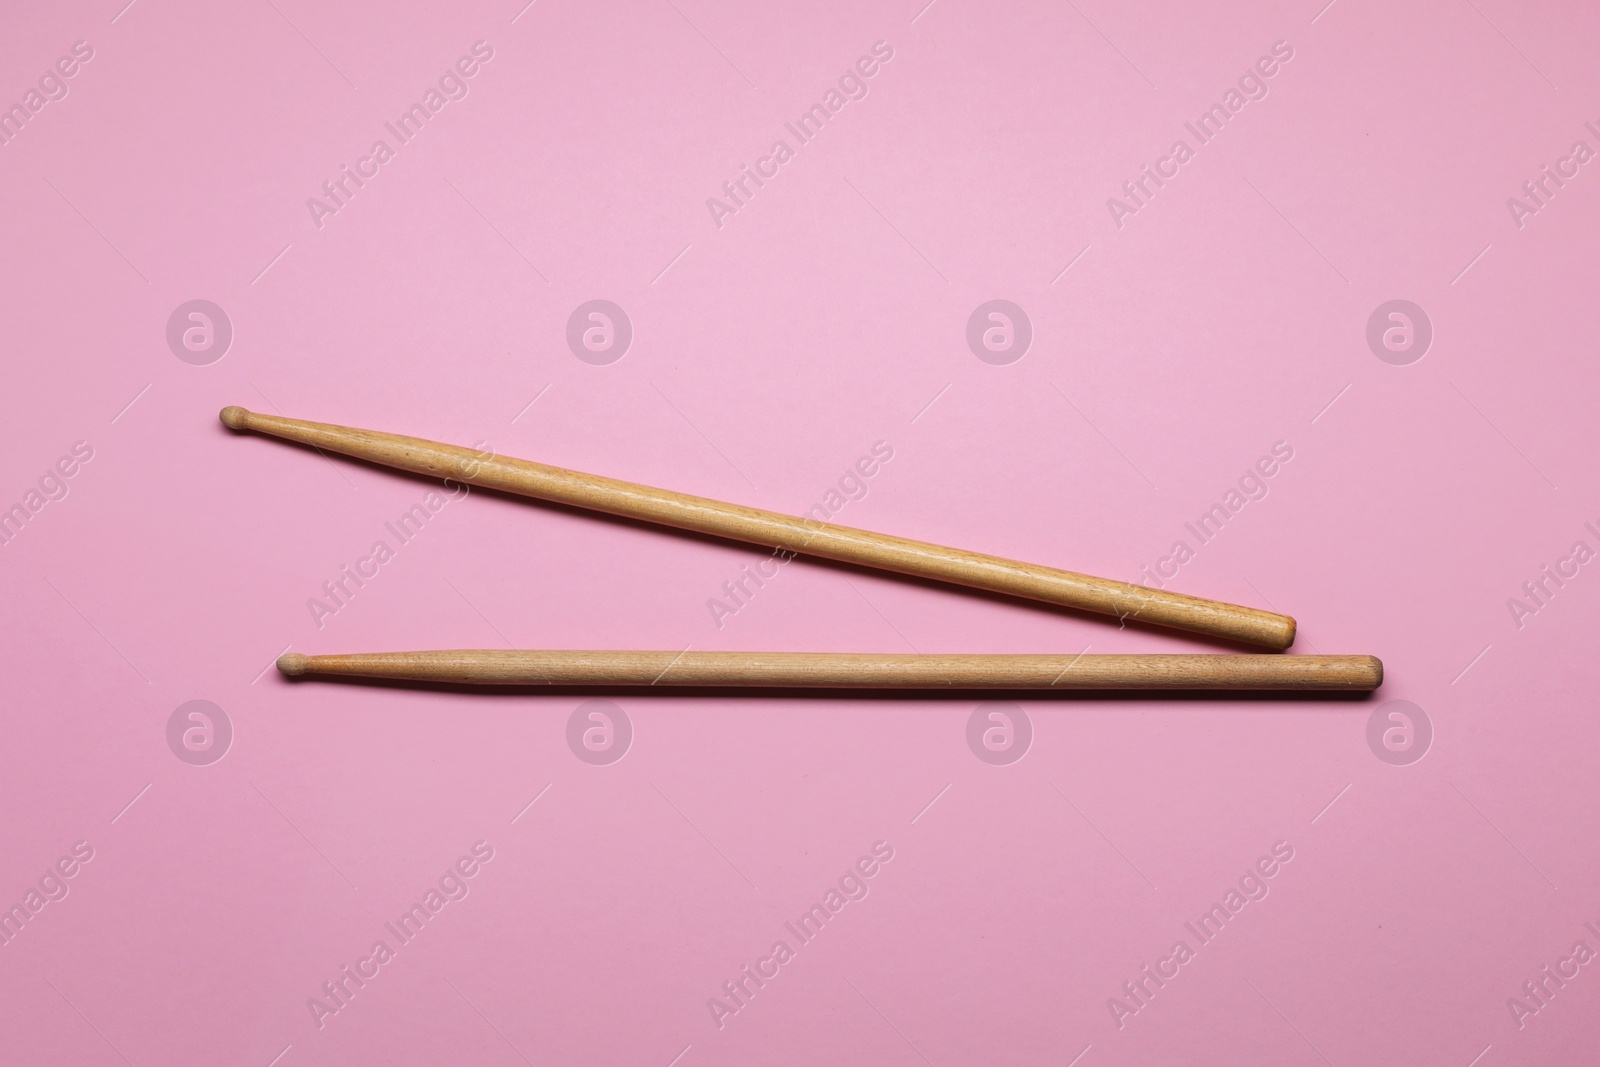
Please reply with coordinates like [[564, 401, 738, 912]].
[[277, 651, 1379, 690], [221, 406, 1297, 649]]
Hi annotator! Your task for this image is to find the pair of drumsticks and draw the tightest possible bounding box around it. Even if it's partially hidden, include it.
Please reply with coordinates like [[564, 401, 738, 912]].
[[221, 406, 1381, 692]]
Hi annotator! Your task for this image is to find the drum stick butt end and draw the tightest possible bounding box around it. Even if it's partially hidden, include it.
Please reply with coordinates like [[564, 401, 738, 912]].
[[278, 652, 309, 676], [220, 406, 251, 430]]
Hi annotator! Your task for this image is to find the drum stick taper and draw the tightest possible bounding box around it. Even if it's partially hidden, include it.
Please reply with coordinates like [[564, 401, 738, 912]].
[[277, 651, 1380, 690], [221, 406, 1297, 649]]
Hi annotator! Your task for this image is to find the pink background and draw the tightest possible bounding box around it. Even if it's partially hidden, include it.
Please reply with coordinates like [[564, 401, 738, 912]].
[[2, 0, 1597, 1064]]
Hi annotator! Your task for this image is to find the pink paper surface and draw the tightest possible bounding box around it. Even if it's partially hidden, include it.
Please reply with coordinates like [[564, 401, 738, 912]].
[[2, 1, 1597, 1064]]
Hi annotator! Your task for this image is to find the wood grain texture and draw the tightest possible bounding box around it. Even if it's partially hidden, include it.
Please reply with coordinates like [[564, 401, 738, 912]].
[[222, 406, 1297, 649], [277, 651, 1381, 690]]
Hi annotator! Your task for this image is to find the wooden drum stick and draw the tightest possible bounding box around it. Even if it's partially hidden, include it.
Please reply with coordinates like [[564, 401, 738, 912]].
[[277, 651, 1380, 690], [221, 406, 1297, 649]]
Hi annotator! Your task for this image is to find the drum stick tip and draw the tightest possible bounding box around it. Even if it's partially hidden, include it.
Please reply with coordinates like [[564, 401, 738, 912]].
[[277, 652, 308, 676], [220, 406, 251, 430]]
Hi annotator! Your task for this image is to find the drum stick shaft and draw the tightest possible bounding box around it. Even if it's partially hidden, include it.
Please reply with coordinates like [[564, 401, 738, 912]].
[[222, 406, 1296, 649], [277, 651, 1380, 690]]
